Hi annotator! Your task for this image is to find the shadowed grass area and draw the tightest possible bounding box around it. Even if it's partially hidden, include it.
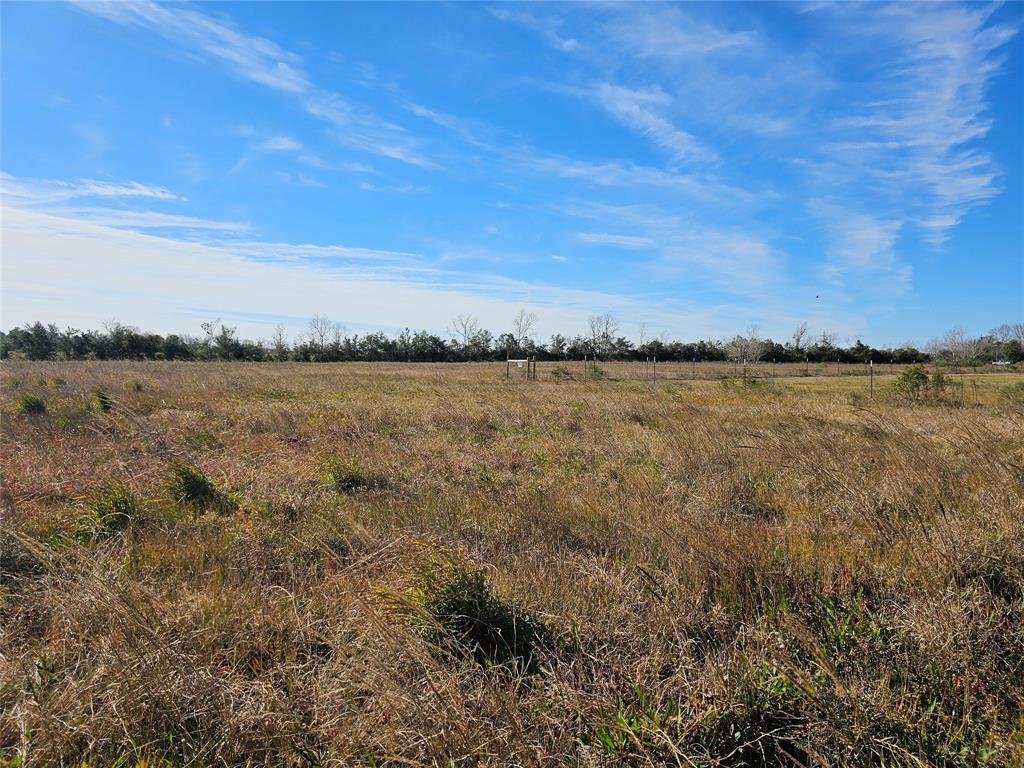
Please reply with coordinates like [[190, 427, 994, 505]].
[[0, 361, 1022, 766]]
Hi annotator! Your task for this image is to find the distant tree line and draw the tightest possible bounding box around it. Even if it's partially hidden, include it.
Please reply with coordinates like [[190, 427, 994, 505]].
[[2, 315, 1022, 366]]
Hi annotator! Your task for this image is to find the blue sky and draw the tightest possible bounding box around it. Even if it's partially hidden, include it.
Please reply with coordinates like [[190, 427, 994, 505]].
[[2, 1, 1021, 346]]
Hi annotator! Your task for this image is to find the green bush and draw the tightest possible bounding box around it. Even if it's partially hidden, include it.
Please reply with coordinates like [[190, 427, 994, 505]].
[[412, 559, 553, 672], [895, 365, 929, 396], [895, 365, 950, 400], [16, 392, 46, 415], [322, 457, 379, 493], [167, 463, 232, 514]]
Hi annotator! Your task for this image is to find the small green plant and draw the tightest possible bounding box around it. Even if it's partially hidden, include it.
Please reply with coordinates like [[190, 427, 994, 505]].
[[15, 392, 46, 415], [90, 387, 113, 412], [76, 483, 141, 541], [167, 463, 232, 514], [128, 379, 143, 392], [52, 376, 66, 386], [408, 558, 553, 672], [589, 687, 683, 756], [321, 456, 379, 493], [550, 365, 574, 380], [34, 377, 48, 387], [183, 430, 219, 450]]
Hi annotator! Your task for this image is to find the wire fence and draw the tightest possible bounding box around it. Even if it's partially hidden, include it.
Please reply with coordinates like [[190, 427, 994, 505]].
[[504, 358, 1022, 384]]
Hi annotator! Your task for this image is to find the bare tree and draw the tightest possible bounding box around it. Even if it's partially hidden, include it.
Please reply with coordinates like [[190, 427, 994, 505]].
[[448, 314, 480, 346], [636, 322, 649, 347], [992, 323, 1024, 344], [791, 322, 809, 352], [726, 325, 765, 365], [331, 323, 347, 350], [309, 313, 333, 350], [511, 309, 538, 347], [930, 327, 981, 364], [746, 325, 766, 363], [588, 312, 620, 358]]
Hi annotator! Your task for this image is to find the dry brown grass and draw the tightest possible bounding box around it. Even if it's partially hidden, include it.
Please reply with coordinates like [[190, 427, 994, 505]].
[[1, 361, 1022, 767]]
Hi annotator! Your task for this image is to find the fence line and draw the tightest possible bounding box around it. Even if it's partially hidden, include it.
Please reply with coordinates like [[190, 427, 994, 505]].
[[503, 359, 1020, 385]]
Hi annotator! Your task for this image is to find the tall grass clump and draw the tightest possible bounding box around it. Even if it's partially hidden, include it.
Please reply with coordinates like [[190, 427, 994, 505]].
[[321, 456, 380, 493], [89, 387, 113, 412], [15, 392, 46, 414], [76, 483, 142, 541], [407, 558, 553, 673], [167, 463, 232, 514]]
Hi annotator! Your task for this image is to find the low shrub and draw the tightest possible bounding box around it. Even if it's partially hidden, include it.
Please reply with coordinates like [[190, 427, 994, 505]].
[[16, 392, 46, 415]]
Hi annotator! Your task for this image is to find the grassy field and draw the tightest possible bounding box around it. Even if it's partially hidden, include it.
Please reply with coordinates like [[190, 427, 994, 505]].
[[2, 361, 1023, 767]]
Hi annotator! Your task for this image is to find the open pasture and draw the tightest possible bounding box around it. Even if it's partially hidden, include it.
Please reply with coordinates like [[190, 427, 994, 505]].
[[2, 361, 1023, 766]]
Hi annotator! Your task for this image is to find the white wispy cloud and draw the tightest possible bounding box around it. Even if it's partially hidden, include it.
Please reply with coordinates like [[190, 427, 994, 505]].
[[74, 1, 309, 93], [577, 232, 655, 249], [297, 155, 374, 174], [256, 135, 302, 152], [1, 201, 742, 340], [813, 3, 1017, 246], [808, 199, 911, 294], [1, 172, 181, 204], [602, 4, 753, 58], [510, 148, 747, 202], [594, 83, 715, 164], [48, 207, 250, 232], [488, 7, 580, 53], [75, 0, 434, 167], [566, 202, 781, 297]]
